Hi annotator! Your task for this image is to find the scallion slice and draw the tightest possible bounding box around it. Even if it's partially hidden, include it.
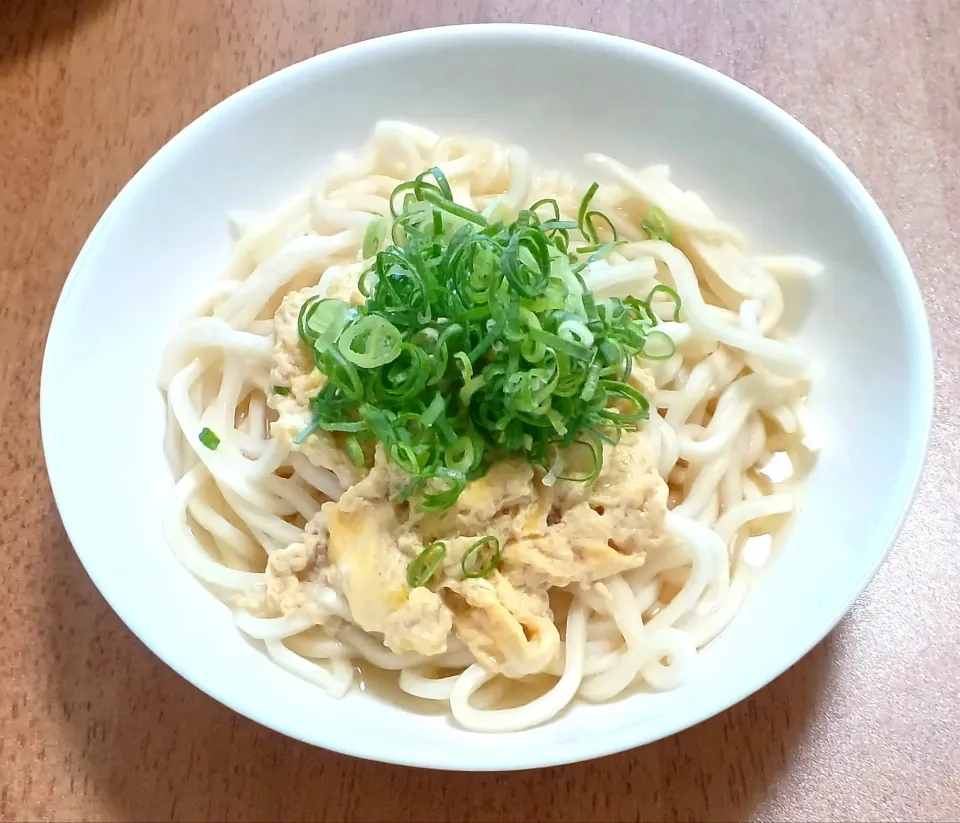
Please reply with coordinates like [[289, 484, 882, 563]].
[[640, 329, 676, 361], [461, 536, 501, 579], [338, 315, 402, 368], [421, 188, 487, 226], [407, 541, 447, 588], [345, 435, 366, 467], [362, 217, 385, 259], [198, 427, 220, 450], [641, 206, 673, 243], [647, 284, 682, 321], [419, 468, 467, 511]]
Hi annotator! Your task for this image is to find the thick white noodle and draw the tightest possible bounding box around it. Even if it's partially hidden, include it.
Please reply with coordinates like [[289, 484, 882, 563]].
[[449, 601, 588, 732], [234, 611, 316, 639], [290, 452, 342, 500], [163, 467, 265, 591], [399, 668, 462, 701], [264, 638, 354, 698]]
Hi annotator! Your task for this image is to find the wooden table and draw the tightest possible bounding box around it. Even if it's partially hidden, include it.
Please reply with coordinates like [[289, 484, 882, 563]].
[[2, 1, 958, 820]]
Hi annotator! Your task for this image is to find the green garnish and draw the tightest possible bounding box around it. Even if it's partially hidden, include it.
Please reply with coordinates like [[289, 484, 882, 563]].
[[294, 173, 679, 510], [647, 284, 682, 322], [577, 180, 619, 247], [273, 386, 290, 395], [362, 217, 385, 259], [555, 437, 604, 483], [641, 205, 673, 243], [461, 536, 501, 579], [344, 434, 366, 467], [198, 427, 220, 450], [407, 541, 447, 587], [641, 330, 676, 361]]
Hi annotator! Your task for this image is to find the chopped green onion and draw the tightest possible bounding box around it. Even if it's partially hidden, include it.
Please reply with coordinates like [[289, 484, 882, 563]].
[[198, 427, 220, 450], [419, 167, 454, 201], [317, 420, 367, 432], [461, 536, 501, 579], [297, 295, 322, 346], [529, 198, 561, 222], [304, 298, 354, 350], [583, 210, 618, 245], [421, 188, 487, 226], [578, 240, 624, 264], [389, 181, 420, 218], [419, 468, 466, 511], [577, 182, 601, 243], [460, 374, 486, 404], [598, 379, 650, 424], [527, 328, 592, 360], [292, 416, 323, 445], [647, 284, 682, 321], [641, 206, 673, 243], [407, 541, 447, 588], [556, 437, 603, 484], [362, 217, 385, 259], [467, 325, 499, 362], [640, 329, 676, 360], [445, 434, 479, 474], [420, 394, 446, 428], [294, 176, 678, 511], [338, 315, 402, 368], [454, 351, 473, 382], [345, 435, 366, 467], [540, 219, 579, 232], [318, 346, 364, 401], [273, 386, 290, 396], [581, 363, 601, 402]]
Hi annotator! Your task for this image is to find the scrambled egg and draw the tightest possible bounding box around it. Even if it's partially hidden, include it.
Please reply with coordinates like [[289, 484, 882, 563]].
[[271, 433, 669, 677], [264, 268, 672, 679]]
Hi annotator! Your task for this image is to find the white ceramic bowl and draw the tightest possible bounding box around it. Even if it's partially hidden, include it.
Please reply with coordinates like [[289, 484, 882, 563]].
[[41, 24, 933, 770]]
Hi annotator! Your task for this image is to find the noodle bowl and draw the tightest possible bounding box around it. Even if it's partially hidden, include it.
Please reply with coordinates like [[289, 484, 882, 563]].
[[159, 121, 818, 733]]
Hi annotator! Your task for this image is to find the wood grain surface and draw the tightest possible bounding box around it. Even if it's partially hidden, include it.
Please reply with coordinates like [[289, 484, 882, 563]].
[[2, 0, 958, 820]]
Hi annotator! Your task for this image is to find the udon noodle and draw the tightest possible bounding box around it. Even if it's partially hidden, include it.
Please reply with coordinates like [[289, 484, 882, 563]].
[[159, 121, 818, 732]]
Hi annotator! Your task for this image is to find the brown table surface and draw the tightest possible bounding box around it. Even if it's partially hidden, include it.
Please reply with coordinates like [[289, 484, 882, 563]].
[[2, 0, 958, 821]]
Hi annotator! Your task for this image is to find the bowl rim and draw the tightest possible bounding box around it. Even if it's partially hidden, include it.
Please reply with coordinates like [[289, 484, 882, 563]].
[[41, 23, 935, 770]]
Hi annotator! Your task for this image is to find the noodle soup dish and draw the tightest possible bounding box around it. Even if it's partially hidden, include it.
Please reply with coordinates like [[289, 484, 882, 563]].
[[41, 25, 933, 769]]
